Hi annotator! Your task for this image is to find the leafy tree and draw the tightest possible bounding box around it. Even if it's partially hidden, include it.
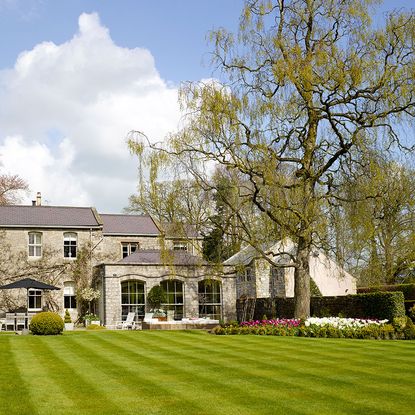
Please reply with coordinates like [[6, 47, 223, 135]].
[[130, 0, 415, 318], [336, 154, 415, 285]]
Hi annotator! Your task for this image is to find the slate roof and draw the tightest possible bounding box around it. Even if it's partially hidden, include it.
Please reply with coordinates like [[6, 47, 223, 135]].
[[119, 249, 208, 266], [0, 205, 101, 228], [159, 222, 200, 239], [223, 239, 295, 266], [101, 214, 160, 235]]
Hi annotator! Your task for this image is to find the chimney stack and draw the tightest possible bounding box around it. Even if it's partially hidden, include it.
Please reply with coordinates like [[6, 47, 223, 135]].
[[36, 192, 42, 206]]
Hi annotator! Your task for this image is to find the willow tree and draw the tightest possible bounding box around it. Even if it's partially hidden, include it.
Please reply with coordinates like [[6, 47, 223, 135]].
[[130, 0, 415, 318]]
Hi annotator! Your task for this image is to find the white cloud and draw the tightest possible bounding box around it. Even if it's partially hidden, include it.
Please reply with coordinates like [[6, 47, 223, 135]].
[[0, 12, 181, 212]]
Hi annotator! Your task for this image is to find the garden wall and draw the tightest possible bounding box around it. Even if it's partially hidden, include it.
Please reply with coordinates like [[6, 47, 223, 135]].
[[237, 292, 405, 322]]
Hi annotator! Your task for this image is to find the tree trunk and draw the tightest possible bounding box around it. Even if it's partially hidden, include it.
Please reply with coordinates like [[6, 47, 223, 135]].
[[294, 236, 311, 319]]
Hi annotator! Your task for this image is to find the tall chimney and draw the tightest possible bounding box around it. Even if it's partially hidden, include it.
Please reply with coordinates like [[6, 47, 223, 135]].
[[36, 192, 42, 206]]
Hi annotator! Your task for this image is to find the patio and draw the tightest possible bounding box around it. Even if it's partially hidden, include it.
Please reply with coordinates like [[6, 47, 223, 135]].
[[0, 277, 60, 332]]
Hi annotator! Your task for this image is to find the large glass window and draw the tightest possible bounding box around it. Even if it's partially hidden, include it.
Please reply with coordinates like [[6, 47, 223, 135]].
[[121, 242, 139, 258], [28, 289, 42, 310], [121, 280, 145, 321], [198, 280, 222, 320], [64, 281, 77, 309], [28, 232, 42, 257], [161, 280, 184, 320], [63, 233, 77, 258]]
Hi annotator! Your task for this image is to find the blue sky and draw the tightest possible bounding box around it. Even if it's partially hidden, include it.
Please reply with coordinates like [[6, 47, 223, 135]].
[[0, 0, 413, 213], [0, 1, 243, 83]]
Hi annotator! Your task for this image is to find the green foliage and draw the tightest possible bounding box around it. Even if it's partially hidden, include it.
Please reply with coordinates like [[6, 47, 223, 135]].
[[147, 285, 167, 309], [357, 292, 406, 321], [86, 324, 106, 331], [310, 278, 322, 297], [358, 284, 415, 300], [409, 304, 415, 321], [214, 321, 401, 340], [30, 312, 64, 335], [64, 309, 72, 324], [84, 313, 99, 322]]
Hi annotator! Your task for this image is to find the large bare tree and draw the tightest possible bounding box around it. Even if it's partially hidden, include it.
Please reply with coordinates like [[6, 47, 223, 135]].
[[0, 174, 28, 205], [130, 0, 415, 318]]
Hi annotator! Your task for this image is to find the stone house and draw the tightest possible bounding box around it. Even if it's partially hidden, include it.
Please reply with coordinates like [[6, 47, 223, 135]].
[[224, 239, 356, 300], [0, 196, 236, 324]]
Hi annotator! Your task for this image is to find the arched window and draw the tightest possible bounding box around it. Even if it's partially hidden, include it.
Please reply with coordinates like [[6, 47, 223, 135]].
[[63, 233, 77, 258], [121, 280, 145, 321], [161, 280, 184, 320], [198, 280, 222, 320], [64, 281, 77, 309], [28, 232, 42, 257]]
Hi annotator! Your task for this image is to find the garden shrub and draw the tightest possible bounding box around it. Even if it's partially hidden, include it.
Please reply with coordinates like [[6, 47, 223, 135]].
[[64, 309, 72, 324], [86, 324, 106, 330], [403, 317, 415, 340], [357, 291, 406, 321], [30, 312, 64, 335]]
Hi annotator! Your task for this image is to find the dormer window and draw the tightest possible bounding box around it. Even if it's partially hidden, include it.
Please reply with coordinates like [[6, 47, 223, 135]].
[[28, 232, 42, 257], [63, 233, 77, 258], [122, 242, 139, 258]]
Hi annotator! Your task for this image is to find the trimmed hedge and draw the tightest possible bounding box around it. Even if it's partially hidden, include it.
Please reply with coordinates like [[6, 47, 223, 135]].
[[238, 291, 406, 322], [30, 312, 64, 335], [358, 284, 415, 300]]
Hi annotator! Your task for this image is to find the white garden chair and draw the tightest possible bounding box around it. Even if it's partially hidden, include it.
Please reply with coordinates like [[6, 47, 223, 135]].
[[116, 312, 136, 330]]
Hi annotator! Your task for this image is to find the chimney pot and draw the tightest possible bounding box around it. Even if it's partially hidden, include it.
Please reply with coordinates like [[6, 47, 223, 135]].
[[36, 192, 42, 206]]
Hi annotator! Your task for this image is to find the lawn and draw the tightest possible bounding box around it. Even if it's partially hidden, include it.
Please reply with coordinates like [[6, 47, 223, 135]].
[[0, 331, 414, 415]]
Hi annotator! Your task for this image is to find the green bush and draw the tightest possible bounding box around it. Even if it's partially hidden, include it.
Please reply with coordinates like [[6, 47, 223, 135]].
[[86, 324, 106, 330], [358, 284, 415, 300], [64, 309, 72, 324], [30, 312, 64, 335], [356, 291, 406, 321], [147, 285, 167, 310]]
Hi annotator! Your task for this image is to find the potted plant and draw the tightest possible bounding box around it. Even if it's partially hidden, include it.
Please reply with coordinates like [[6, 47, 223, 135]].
[[153, 309, 167, 321], [64, 309, 74, 331], [147, 285, 167, 320], [84, 312, 100, 326]]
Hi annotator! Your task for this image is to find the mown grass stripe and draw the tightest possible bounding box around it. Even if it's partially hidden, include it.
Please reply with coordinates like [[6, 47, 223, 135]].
[[54, 334, 208, 415], [98, 331, 394, 415], [138, 331, 415, 414], [34, 336, 127, 415], [1, 332, 414, 415], [0, 337, 38, 415], [69, 331, 286, 415]]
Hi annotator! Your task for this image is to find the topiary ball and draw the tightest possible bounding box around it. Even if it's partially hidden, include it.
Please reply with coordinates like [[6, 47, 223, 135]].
[[30, 312, 64, 335]]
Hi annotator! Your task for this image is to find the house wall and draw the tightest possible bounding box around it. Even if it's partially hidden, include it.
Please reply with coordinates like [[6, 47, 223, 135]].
[[100, 235, 160, 261], [0, 228, 104, 319], [98, 263, 236, 325]]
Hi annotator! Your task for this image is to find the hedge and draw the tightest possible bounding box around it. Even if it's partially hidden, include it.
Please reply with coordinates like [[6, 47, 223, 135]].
[[358, 284, 415, 300], [237, 291, 406, 322]]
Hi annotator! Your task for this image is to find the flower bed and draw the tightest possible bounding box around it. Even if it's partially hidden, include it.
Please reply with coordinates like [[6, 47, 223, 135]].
[[212, 317, 415, 340]]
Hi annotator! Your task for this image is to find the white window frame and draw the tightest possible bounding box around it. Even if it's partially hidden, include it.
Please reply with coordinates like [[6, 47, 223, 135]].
[[63, 232, 77, 259], [121, 242, 139, 258], [28, 289, 42, 311], [64, 281, 77, 309], [28, 232, 42, 258], [173, 241, 188, 251]]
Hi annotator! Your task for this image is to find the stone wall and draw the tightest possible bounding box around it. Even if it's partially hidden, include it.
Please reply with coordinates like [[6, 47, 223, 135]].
[[99, 263, 237, 325]]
